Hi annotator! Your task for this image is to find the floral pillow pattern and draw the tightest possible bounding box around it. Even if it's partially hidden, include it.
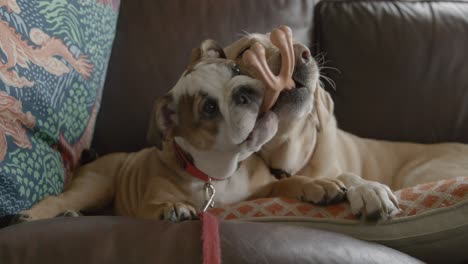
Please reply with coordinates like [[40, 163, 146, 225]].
[[0, 0, 119, 216]]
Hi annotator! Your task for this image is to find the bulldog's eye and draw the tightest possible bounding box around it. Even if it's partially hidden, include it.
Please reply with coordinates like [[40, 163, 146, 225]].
[[232, 65, 241, 76], [202, 99, 218, 118], [237, 46, 251, 58]]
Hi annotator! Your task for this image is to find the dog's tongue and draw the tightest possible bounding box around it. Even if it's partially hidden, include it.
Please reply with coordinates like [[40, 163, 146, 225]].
[[243, 26, 295, 112]]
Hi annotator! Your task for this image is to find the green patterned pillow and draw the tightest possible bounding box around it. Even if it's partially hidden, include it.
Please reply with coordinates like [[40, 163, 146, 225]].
[[0, 0, 120, 216]]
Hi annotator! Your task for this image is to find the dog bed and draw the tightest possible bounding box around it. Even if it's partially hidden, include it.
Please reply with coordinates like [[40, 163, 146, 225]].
[[209, 177, 468, 263]]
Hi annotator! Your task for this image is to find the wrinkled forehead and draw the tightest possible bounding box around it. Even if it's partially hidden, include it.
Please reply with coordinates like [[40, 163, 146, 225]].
[[226, 32, 302, 58], [171, 60, 238, 102], [225, 33, 275, 56], [246, 33, 273, 46]]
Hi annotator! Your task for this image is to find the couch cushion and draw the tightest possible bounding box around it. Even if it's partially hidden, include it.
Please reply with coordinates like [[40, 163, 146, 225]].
[[93, 0, 316, 154], [209, 177, 468, 263], [0, 1, 119, 216], [314, 0, 468, 143], [0, 216, 421, 264]]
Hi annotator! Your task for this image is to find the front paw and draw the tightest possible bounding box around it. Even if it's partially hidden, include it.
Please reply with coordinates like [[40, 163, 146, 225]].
[[271, 177, 347, 205], [347, 181, 399, 219], [10, 213, 31, 225], [56, 210, 82, 217], [8, 211, 35, 225], [301, 178, 348, 205], [157, 202, 197, 222]]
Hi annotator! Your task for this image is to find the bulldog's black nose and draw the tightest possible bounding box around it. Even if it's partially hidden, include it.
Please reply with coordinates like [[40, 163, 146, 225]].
[[233, 86, 261, 106]]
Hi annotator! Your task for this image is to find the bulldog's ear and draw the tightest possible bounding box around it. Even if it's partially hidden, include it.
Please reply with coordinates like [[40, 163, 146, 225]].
[[188, 39, 226, 67], [314, 85, 334, 130], [200, 39, 226, 59], [146, 94, 176, 150]]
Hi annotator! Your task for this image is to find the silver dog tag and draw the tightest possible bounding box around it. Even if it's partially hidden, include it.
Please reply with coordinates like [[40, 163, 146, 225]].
[[201, 181, 215, 212]]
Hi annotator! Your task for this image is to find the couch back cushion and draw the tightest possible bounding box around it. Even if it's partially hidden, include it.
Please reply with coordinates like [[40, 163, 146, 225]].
[[0, 0, 119, 216], [93, 0, 316, 154], [314, 0, 468, 143]]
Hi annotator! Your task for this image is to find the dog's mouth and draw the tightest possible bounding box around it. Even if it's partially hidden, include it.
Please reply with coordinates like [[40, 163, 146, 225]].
[[293, 75, 308, 88], [272, 77, 309, 107], [268, 59, 319, 116]]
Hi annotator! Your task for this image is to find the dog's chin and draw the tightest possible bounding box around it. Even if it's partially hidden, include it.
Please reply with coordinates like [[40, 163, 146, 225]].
[[272, 85, 313, 120]]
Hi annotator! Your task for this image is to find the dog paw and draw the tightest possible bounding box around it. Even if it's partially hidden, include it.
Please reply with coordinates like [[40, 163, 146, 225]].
[[8, 212, 33, 225], [347, 181, 399, 219], [158, 202, 197, 222], [56, 210, 82, 217], [301, 178, 348, 205]]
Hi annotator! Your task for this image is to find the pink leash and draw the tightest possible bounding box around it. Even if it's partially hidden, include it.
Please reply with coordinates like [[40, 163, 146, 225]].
[[173, 140, 221, 264], [199, 212, 221, 264]]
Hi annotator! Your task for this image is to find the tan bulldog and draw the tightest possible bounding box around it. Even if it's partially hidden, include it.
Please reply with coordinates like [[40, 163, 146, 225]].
[[225, 29, 468, 218], [12, 39, 346, 223]]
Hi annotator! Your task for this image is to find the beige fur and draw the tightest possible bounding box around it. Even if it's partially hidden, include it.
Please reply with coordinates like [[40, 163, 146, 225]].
[[226, 33, 468, 218], [14, 40, 346, 223]]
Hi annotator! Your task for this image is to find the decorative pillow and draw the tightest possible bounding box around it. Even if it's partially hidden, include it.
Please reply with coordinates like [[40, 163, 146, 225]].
[[0, 0, 120, 217], [210, 177, 468, 262]]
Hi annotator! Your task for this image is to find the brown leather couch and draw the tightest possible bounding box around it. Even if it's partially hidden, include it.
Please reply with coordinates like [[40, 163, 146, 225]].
[[2, 0, 468, 263]]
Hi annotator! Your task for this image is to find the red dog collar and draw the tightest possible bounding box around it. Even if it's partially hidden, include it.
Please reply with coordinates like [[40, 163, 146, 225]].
[[173, 140, 223, 182], [173, 141, 222, 264], [173, 140, 221, 264]]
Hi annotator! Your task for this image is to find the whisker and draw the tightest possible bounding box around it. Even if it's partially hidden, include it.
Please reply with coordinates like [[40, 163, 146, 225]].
[[315, 55, 326, 67], [314, 52, 340, 91], [319, 66, 341, 74], [319, 79, 326, 89], [314, 52, 328, 67], [321, 74, 336, 88], [320, 74, 337, 91], [318, 59, 333, 68], [237, 30, 251, 37]]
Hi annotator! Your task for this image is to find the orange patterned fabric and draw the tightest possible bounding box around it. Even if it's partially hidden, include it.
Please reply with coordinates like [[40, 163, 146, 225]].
[[209, 177, 468, 220]]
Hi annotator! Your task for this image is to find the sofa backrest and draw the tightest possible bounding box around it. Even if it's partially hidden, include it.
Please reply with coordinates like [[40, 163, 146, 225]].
[[314, 0, 468, 144]]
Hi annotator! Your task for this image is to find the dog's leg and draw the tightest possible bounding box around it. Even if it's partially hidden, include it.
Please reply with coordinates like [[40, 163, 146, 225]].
[[138, 202, 198, 222], [13, 153, 125, 224], [256, 175, 347, 205], [337, 173, 400, 219]]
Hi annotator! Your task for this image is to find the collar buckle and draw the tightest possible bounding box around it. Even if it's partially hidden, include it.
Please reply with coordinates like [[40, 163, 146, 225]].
[[202, 180, 216, 212]]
